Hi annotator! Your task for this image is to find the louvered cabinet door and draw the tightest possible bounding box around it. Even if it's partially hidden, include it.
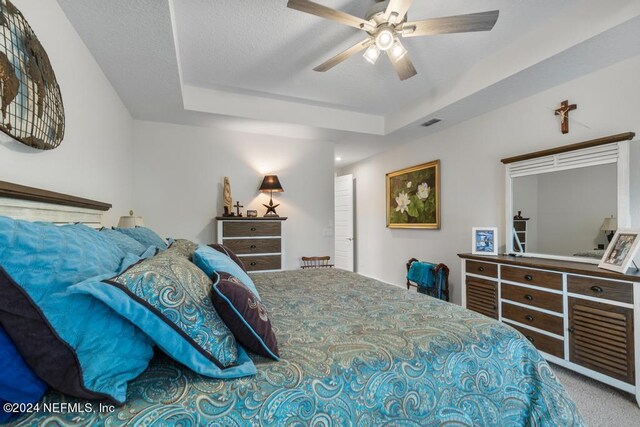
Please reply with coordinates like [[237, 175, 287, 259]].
[[568, 297, 635, 385], [466, 277, 498, 319]]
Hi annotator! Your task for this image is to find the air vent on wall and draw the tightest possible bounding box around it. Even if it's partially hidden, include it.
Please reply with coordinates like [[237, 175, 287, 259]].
[[421, 118, 442, 127]]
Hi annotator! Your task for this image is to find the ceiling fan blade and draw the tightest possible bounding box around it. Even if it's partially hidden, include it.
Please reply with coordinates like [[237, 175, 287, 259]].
[[383, 0, 413, 24], [402, 10, 499, 37], [390, 53, 417, 81], [287, 0, 374, 31], [314, 39, 372, 72]]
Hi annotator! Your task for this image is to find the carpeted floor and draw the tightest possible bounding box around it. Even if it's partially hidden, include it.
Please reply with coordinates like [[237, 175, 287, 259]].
[[551, 363, 640, 426]]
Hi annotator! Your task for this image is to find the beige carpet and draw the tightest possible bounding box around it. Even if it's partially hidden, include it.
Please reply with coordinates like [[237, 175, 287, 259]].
[[551, 363, 640, 426]]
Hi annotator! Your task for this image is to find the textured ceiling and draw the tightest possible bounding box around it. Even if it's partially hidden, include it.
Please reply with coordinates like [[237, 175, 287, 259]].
[[56, 0, 640, 165], [174, 0, 575, 115]]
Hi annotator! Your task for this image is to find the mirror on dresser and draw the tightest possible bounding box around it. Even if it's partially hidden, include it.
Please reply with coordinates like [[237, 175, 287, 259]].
[[504, 133, 635, 264]]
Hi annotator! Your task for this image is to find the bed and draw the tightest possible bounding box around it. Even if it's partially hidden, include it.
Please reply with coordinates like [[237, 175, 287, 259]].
[[0, 182, 583, 426]]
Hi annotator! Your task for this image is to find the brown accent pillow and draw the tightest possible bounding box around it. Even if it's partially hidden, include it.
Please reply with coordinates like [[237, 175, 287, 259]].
[[212, 272, 279, 360], [208, 244, 247, 272]]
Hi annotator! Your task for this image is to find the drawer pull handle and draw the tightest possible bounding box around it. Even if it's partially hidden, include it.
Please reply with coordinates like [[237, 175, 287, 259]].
[[250, 245, 257, 249], [590, 286, 603, 293], [524, 294, 533, 301], [524, 274, 533, 281], [478, 266, 485, 272], [526, 336, 535, 343], [525, 315, 534, 322], [250, 262, 257, 266], [250, 227, 257, 231]]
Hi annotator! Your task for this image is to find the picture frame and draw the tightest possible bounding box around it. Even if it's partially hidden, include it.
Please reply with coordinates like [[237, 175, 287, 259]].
[[386, 160, 440, 229], [472, 227, 498, 255], [246, 210, 258, 218], [598, 229, 640, 273]]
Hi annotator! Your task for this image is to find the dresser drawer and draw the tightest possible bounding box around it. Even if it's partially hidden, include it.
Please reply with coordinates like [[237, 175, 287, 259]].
[[242, 255, 281, 272], [509, 323, 564, 358], [501, 266, 562, 291], [223, 222, 281, 237], [223, 238, 281, 255], [502, 302, 564, 336], [466, 260, 498, 278], [501, 284, 563, 313], [567, 275, 633, 304]]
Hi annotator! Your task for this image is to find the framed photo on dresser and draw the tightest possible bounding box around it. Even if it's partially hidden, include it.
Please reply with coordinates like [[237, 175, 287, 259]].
[[598, 229, 640, 273], [472, 227, 498, 255]]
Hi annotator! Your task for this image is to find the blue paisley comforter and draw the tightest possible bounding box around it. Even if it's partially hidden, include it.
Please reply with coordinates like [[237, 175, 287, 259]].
[[9, 269, 583, 426]]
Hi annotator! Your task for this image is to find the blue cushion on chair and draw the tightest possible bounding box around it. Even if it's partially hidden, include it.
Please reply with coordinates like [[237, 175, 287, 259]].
[[0, 325, 47, 423], [69, 250, 256, 379], [100, 227, 146, 256], [0, 216, 154, 404], [193, 245, 260, 298], [114, 226, 168, 250]]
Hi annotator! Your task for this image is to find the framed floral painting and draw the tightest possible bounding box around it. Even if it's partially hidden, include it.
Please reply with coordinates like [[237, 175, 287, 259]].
[[386, 160, 440, 229]]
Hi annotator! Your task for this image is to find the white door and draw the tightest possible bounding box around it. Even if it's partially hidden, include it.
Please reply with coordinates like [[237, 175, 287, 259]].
[[335, 174, 354, 271]]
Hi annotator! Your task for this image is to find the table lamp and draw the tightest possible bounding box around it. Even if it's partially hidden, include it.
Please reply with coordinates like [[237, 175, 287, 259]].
[[600, 216, 617, 242], [117, 210, 144, 228], [259, 175, 284, 217]]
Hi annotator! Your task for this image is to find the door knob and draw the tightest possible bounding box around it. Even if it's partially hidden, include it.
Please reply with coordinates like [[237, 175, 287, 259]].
[[347, 237, 354, 241]]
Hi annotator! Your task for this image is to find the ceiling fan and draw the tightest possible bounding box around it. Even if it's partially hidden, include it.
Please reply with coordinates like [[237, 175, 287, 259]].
[[287, 0, 499, 81]]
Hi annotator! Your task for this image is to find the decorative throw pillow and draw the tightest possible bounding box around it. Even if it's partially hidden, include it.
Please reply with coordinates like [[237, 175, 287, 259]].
[[0, 217, 153, 404], [208, 243, 247, 272], [100, 227, 146, 256], [114, 226, 168, 250], [212, 272, 279, 360], [0, 325, 48, 423], [167, 239, 198, 259], [69, 251, 257, 379], [193, 245, 260, 298]]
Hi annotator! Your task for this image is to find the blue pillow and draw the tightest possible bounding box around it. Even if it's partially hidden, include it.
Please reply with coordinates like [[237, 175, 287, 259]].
[[193, 245, 260, 298], [0, 217, 153, 404], [114, 226, 168, 250], [69, 251, 256, 379], [100, 228, 146, 256], [0, 326, 47, 423]]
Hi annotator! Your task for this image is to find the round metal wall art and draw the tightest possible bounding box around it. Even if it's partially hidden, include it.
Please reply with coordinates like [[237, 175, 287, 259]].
[[0, 0, 65, 150]]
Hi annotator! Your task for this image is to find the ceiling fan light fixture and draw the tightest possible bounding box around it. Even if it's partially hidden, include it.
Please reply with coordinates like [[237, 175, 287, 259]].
[[363, 44, 381, 64], [389, 39, 407, 62], [375, 28, 394, 51]]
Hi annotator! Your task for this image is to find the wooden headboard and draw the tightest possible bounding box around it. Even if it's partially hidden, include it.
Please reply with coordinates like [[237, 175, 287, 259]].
[[0, 180, 111, 227]]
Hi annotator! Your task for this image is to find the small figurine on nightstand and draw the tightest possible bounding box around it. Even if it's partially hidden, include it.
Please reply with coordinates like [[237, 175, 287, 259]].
[[234, 201, 244, 217], [223, 177, 234, 217]]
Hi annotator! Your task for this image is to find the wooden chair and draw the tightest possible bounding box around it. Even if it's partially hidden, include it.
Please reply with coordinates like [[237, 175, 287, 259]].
[[406, 258, 450, 302], [301, 256, 334, 269]]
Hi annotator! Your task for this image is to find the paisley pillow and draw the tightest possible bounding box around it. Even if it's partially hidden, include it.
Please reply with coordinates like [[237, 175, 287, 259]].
[[212, 272, 279, 360], [194, 245, 260, 298], [69, 251, 256, 379], [208, 243, 247, 272], [167, 239, 198, 259]]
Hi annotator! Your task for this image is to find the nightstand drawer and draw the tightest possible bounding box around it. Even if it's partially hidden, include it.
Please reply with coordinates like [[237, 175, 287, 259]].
[[223, 238, 281, 255], [466, 260, 498, 278], [568, 275, 633, 304], [502, 302, 563, 335], [223, 222, 281, 237], [501, 265, 562, 291], [502, 284, 563, 313], [509, 323, 564, 358], [242, 255, 281, 271]]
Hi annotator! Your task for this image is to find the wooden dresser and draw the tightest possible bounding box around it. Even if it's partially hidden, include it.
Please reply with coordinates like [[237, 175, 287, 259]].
[[216, 217, 287, 272], [459, 253, 640, 403]]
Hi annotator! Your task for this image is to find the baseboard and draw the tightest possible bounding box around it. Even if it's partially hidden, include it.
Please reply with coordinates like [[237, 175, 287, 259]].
[[357, 272, 405, 290]]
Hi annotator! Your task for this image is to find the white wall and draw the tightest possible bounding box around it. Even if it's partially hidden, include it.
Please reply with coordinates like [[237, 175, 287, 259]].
[[512, 174, 539, 253], [131, 120, 335, 270], [340, 54, 640, 305], [0, 0, 134, 226]]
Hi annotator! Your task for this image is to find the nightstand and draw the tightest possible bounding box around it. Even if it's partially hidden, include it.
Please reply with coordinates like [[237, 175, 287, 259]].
[[215, 217, 287, 272]]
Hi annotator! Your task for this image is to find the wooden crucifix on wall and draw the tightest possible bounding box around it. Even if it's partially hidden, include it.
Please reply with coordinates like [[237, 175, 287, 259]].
[[554, 100, 577, 134]]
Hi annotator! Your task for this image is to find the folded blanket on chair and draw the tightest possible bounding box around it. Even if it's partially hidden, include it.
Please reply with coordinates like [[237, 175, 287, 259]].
[[407, 261, 436, 290]]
